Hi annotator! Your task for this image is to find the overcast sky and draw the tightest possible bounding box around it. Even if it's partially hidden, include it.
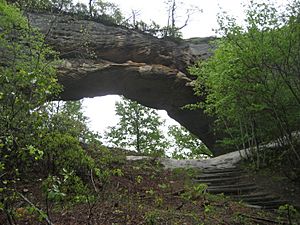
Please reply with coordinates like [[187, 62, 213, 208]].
[[77, 0, 288, 135], [77, 0, 245, 38]]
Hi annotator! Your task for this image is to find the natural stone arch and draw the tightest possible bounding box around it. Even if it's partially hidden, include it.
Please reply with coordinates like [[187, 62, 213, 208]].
[[28, 13, 222, 155]]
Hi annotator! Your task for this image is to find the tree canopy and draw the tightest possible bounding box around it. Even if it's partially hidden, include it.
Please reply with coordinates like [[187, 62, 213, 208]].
[[190, 0, 300, 172], [168, 125, 213, 159], [104, 97, 169, 156], [0, 0, 61, 173], [0, 2, 105, 221]]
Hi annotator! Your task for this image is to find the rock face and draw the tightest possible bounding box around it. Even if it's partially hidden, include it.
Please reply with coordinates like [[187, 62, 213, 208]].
[[28, 13, 221, 155]]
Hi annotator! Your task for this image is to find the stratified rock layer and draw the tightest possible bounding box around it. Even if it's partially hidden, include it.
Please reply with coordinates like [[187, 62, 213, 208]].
[[28, 13, 221, 154]]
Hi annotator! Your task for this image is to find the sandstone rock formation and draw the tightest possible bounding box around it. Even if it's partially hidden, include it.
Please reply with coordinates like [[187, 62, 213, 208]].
[[28, 13, 221, 155]]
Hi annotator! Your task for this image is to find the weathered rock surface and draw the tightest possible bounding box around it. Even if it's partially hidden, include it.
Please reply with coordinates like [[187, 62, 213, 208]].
[[127, 149, 249, 170], [28, 13, 220, 154]]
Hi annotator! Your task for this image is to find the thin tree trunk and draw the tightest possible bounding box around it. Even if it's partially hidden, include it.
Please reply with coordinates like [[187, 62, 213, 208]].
[[134, 105, 141, 153]]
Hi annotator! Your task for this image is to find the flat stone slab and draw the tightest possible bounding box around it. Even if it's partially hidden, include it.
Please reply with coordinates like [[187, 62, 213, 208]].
[[193, 176, 245, 184], [127, 149, 249, 170], [194, 171, 243, 179], [207, 182, 256, 190], [201, 168, 241, 174], [207, 185, 257, 195]]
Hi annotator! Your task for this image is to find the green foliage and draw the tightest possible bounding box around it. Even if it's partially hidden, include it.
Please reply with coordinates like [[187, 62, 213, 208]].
[[181, 183, 208, 201], [193, 183, 208, 195], [145, 188, 155, 196], [190, 0, 300, 169], [111, 168, 124, 177], [44, 101, 101, 144], [233, 213, 252, 225], [7, 0, 53, 11], [154, 196, 164, 207], [22, 205, 48, 222], [69, 2, 89, 17], [171, 167, 201, 186], [158, 183, 168, 190], [94, 167, 109, 183], [0, 0, 61, 174], [126, 19, 165, 37], [40, 132, 95, 175], [9, 0, 194, 40], [43, 175, 66, 202], [89, 0, 123, 24], [35, 100, 105, 178], [104, 97, 169, 156], [204, 204, 214, 214], [9, 0, 124, 25], [135, 175, 143, 184], [42, 168, 90, 204], [91, 146, 126, 169], [168, 125, 213, 159], [278, 204, 300, 225], [124, 0, 201, 40], [0, 2, 101, 212], [0, 2, 128, 222], [144, 210, 160, 225]]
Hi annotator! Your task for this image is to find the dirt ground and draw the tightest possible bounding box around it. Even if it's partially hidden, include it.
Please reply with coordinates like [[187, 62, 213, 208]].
[[1, 157, 299, 225]]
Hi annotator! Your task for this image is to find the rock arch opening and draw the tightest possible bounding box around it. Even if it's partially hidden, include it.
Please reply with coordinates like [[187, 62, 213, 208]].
[[28, 12, 221, 155], [82, 95, 180, 136], [58, 63, 217, 154]]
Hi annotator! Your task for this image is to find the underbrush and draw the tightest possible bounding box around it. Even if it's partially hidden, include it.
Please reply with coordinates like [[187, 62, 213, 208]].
[[1, 147, 296, 225], [241, 144, 300, 183]]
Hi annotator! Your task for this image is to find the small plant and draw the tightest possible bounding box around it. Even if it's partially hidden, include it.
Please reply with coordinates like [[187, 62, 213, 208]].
[[95, 168, 111, 185], [205, 193, 227, 202], [111, 168, 124, 177], [136, 175, 143, 184], [42, 169, 90, 205], [43, 175, 66, 203], [154, 196, 164, 207], [193, 183, 208, 195], [233, 213, 251, 224], [145, 188, 155, 196], [24, 206, 48, 222], [181, 183, 208, 202], [278, 204, 300, 225], [204, 204, 214, 214], [158, 183, 168, 190], [144, 211, 160, 225]]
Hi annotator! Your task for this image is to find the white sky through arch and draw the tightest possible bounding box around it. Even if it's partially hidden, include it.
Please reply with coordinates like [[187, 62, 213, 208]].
[[82, 96, 179, 139], [78, 0, 289, 136]]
